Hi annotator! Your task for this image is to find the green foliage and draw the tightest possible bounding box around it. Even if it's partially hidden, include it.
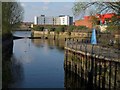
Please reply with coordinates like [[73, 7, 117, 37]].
[[33, 26, 44, 31], [50, 27, 56, 31], [106, 25, 120, 33], [55, 28, 60, 34], [76, 26, 89, 30], [56, 25, 66, 32], [67, 25, 76, 31]]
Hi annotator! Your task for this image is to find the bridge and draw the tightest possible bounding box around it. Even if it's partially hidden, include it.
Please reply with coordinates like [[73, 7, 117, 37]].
[[64, 38, 120, 89]]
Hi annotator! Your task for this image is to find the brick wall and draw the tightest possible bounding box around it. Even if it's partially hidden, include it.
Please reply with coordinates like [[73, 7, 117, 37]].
[[75, 19, 92, 29]]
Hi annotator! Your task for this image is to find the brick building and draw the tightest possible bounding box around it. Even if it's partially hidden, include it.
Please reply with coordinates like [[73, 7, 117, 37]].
[[75, 13, 116, 29]]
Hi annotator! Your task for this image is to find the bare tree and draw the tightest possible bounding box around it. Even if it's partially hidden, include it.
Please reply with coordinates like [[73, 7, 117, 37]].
[[72, 2, 120, 25], [2, 2, 24, 34], [73, 2, 120, 16]]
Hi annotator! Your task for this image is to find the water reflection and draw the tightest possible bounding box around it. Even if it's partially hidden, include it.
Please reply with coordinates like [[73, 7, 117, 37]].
[[4, 38, 65, 88], [8, 55, 24, 88], [2, 54, 24, 88], [31, 39, 65, 50]]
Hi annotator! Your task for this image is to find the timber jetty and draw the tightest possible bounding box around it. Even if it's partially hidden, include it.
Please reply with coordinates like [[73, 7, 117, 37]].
[[64, 38, 120, 89]]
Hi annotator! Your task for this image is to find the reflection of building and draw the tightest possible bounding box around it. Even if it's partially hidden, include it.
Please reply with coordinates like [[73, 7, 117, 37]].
[[34, 15, 73, 25], [75, 13, 117, 28]]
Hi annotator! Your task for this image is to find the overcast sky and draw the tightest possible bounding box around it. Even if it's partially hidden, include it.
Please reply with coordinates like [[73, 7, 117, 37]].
[[20, 2, 75, 22]]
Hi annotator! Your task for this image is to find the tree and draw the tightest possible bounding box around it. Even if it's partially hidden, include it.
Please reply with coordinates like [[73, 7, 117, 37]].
[[73, 2, 120, 16], [33, 26, 44, 31], [2, 2, 24, 35], [90, 16, 100, 27], [73, 1, 120, 32], [57, 25, 66, 32], [50, 27, 56, 31]]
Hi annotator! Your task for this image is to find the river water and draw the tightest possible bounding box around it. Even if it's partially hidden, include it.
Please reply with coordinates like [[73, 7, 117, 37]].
[[7, 31, 66, 88]]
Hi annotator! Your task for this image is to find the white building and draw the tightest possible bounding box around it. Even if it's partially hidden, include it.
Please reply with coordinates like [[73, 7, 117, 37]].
[[34, 15, 73, 25], [45, 16, 54, 25], [53, 17, 60, 25], [34, 16, 38, 25], [59, 15, 73, 25], [38, 15, 45, 25]]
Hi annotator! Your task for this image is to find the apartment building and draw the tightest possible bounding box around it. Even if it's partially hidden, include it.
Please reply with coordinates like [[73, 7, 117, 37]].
[[34, 15, 73, 25], [34, 16, 38, 25], [38, 15, 45, 25], [59, 15, 73, 25]]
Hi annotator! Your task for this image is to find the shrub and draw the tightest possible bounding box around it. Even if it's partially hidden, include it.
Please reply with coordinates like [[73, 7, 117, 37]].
[[33, 26, 44, 31], [76, 26, 89, 31], [67, 25, 76, 31], [56, 25, 66, 32], [106, 25, 120, 34], [50, 27, 56, 31]]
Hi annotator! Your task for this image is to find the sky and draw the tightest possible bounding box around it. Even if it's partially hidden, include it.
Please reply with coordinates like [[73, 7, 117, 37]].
[[20, 2, 75, 22], [20, 0, 112, 22]]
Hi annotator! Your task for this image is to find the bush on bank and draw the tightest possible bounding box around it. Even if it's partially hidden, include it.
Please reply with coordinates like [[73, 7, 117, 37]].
[[106, 25, 120, 34]]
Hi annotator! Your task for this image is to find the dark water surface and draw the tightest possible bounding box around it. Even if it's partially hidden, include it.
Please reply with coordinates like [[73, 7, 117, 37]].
[[8, 31, 65, 88]]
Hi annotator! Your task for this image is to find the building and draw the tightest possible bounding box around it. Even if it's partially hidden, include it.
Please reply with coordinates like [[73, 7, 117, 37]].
[[45, 16, 54, 25], [34, 16, 38, 25], [75, 13, 117, 28], [38, 15, 45, 25], [34, 15, 73, 26], [53, 17, 60, 25], [75, 17, 93, 28], [59, 15, 73, 25]]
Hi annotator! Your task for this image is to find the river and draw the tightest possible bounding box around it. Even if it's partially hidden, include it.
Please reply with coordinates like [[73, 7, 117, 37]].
[[5, 31, 65, 88]]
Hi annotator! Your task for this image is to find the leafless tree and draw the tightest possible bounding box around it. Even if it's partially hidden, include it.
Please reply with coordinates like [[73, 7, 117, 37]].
[[2, 1, 24, 34]]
